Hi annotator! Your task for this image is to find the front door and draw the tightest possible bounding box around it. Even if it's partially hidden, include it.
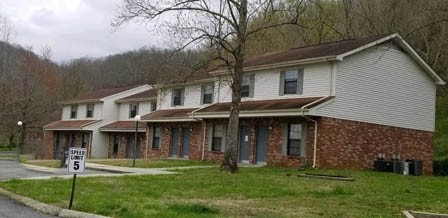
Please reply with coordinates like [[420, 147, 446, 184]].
[[181, 128, 190, 158], [126, 136, 133, 158], [135, 136, 141, 159], [171, 128, 179, 157], [255, 126, 268, 164], [81, 133, 89, 148], [239, 125, 250, 163], [53, 133, 60, 159]]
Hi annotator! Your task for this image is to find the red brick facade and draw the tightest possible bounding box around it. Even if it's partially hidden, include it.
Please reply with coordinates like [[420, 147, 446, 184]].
[[144, 116, 433, 175], [146, 122, 203, 159], [107, 133, 146, 159], [316, 117, 433, 175], [41, 130, 89, 159]]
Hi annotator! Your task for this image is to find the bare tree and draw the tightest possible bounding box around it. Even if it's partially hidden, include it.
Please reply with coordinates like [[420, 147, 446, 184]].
[[114, 0, 305, 173], [0, 15, 13, 42]]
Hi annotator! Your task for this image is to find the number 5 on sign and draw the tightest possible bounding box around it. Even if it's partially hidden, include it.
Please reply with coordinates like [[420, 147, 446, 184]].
[[68, 147, 86, 174]]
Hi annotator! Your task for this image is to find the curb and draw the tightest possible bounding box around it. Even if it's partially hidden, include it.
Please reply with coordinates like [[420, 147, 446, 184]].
[[21, 163, 62, 174], [0, 187, 110, 218]]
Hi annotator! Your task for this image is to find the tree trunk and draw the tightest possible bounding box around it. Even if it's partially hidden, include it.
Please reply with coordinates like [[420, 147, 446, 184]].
[[220, 0, 248, 173]]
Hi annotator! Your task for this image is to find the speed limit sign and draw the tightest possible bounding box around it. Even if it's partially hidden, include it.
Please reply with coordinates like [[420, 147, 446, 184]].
[[68, 147, 87, 174]]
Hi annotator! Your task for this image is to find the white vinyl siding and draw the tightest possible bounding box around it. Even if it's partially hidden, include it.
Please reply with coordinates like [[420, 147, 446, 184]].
[[62, 103, 102, 120], [159, 85, 204, 109], [118, 101, 153, 121], [315, 44, 436, 132], [217, 63, 331, 102]]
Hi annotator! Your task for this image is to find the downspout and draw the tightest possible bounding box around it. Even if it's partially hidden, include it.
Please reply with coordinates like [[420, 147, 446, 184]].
[[201, 120, 206, 161], [299, 112, 318, 168], [299, 97, 330, 168]]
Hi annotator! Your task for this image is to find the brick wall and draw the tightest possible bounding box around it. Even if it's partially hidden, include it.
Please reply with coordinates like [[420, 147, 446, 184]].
[[107, 133, 146, 159], [137, 116, 434, 175], [146, 122, 203, 159], [316, 117, 433, 175], [41, 131, 85, 160], [41, 130, 54, 159]]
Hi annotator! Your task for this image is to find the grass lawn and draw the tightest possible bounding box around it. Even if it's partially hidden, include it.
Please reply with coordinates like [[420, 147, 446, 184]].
[[88, 159, 217, 168], [1, 167, 448, 218]]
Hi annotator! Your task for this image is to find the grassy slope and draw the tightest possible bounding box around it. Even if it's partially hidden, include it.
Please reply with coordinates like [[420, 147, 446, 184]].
[[435, 97, 448, 160], [1, 168, 448, 218]]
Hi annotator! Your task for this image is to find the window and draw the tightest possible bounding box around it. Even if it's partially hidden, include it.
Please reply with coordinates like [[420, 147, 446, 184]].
[[152, 127, 161, 149], [287, 124, 302, 156], [201, 84, 213, 104], [70, 105, 78, 119], [172, 88, 184, 106], [212, 124, 224, 152], [129, 103, 139, 118], [86, 104, 94, 118], [241, 74, 255, 98], [113, 135, 119, 154], [151, 102, 157, 112], [280, 69, 304, 95]]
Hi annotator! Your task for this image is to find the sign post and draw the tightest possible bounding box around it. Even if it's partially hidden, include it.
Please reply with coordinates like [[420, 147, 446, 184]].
[[67, 147, 87, 209]]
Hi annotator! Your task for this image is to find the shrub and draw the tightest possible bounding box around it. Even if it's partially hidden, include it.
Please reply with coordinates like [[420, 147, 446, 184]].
[[433, 159, 448, 176]]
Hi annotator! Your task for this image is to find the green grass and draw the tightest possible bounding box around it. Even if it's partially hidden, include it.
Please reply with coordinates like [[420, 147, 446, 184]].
[[88, 159, 216, 168], [0, 147, 15, 152], [1, 167, 448, 217], [435, 97, 448, 160]]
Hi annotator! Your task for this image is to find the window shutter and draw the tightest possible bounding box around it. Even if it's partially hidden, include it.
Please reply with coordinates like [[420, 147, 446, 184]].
[[136, 104, 139, 116], [281, 123, 288, 155], [279, 71, 285, 96], [180, 89, 185, 106], [200, 85, 205, 105], [171, 89, 175, 107], [211, 84, 215, 103], [301, 123, 307, 157], [249, 74, 255, 98], [128, 104, 132, 118], [208, 124, 213, 151], [297, 69, 304, 95], [221, 124, 227, 152]]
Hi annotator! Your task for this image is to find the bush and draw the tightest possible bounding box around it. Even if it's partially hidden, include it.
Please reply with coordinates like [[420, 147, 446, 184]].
[[433, 159, 448, 176]]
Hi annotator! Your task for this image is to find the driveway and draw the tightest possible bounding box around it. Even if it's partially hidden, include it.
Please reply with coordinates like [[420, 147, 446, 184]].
[[0, 160, 114, 181], [0, 195, 57, 218], [0, 160, 55, 181]]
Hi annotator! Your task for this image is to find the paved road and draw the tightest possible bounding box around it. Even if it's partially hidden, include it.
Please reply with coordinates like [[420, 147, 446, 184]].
[[0, 196, 56, 218], [0, 160, 54, 181], [0, 151, 15, 157], [0, 160, 111, 181], [0, 160, 58, 218]]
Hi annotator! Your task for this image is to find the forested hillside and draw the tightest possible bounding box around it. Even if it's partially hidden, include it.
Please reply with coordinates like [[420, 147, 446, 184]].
[[0, 0, 447, 157]]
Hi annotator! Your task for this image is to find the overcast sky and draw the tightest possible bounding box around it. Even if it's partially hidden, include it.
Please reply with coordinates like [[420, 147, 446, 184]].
[[0, 0, 162, 62]]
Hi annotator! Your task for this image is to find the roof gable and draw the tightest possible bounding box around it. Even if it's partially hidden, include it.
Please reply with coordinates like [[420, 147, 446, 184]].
[[60, 85, 150, 104], [212, 33, 445, 85]]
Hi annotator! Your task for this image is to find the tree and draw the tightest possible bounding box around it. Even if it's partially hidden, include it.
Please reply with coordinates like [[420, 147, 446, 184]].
[[0, 14, 12, 42], [114, 0, 305, 173]]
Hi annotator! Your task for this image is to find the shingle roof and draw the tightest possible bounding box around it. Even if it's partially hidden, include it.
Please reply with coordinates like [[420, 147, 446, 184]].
[[163, 70, 214, 85], [196, 97, 325, 113], [43, 120, 99, 130], [141, 108, 198, 120], [69, 85, 142, 102], [99, 121, 146, 132], [117, 89, 157, 102], [242, 35, 388, 68]]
